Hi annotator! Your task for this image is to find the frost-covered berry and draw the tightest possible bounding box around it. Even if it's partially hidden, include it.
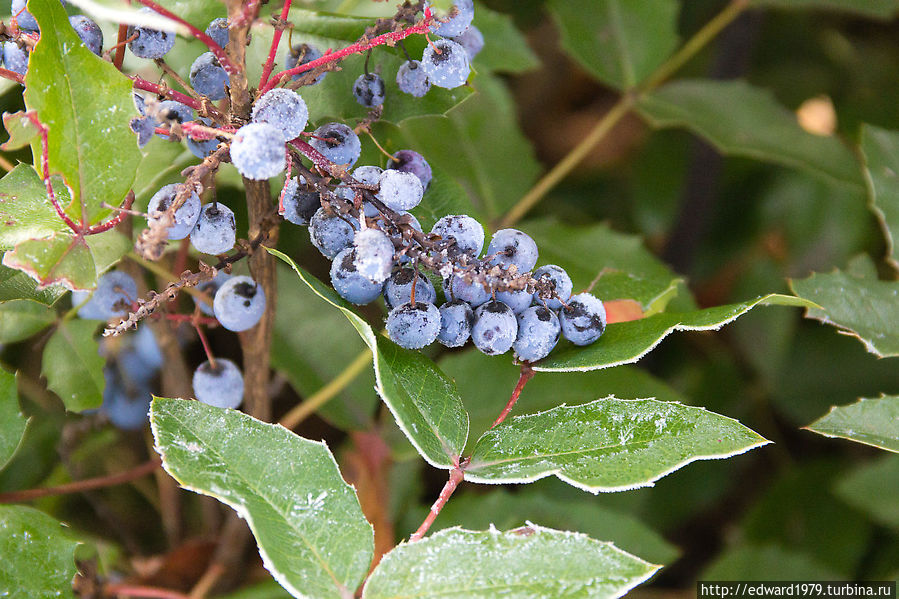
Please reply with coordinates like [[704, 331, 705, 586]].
[[308, 123, 361, 168], [350, 165, 384, 217], [443, 274, 490, 307], [190, 203, 236, 255], [147, 184, 202, 240], [193, 358, 243, 409], [487, 228, 539, 273], [69, 15, 103, 55], [431, 214, 483, 256], [472, 300, 518, 356], [396, 60, 431, 98], [186, 117, 220, 158], [427, 0, 475, 38], [495, 287, 532, 314], [378, 170, 423, 211], [310, 208, 358, 259], [72, 271, 138, 320], [230, 122, 286, 180], [193, 271, 230, 316], [514, 306, 561, 362], [285, 43, 327, 84], [451, 25, 484, 60], [205, 17, 229, 49], [353, 73, 386, 107], [386, 301, 441, 349], [353, 228, 394, 283], [11, 0, 39, 31], [213, 275, 266, 332], [190, 52, 230, 100], [111, 326, 164, 384], [280, 177, 320, 226], [437, 299, 474, 348], [387, 150, 433, 190], [251, 88, 308, 141], [102, 368, 151, 430], [383, 268, 436, 310], [155, 100, 194, 141], [421, 39, 470, 89], [127, 7, 176, 59], [560, 293, 606, 346], [532, 264, 572, 311], [2, 42, 29, 76], [330, 247, 383, 305]]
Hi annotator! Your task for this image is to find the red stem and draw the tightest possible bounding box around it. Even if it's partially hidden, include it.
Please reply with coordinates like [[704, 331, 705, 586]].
[[290, 138, 334, 173], [85, 190, 135, 235], [24, 112, 82, 234], [0, 67, 24, 84], [260, 7, 434, 94], [0, 458, 160, 503], [194, 324, 217, 369], [131, 76, 204, 112], [259, 0, 293, 88], [133, 0, 237, 74], [409, 464, 464, 542], [490, 363, 535, 429], [103, 584, 190, 599], [113, 23, 129, 70]]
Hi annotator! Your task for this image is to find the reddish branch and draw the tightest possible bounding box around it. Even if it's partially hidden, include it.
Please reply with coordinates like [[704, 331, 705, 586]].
[[103, 584, 190, 599], [491, 364, 536, 429], [0, 458, 160, 503], [86, 190, 135, 235], [0, 66, 24, 84], [113, 23, 129, 70], [24, 112, 81, 233], [259, 0, 293, 88], [409, 463, 464, 542], [131, 77, 205, 113]]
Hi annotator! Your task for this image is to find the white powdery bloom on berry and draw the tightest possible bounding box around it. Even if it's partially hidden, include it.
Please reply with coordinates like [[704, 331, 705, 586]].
[[251, 88, 309, 141], [230, 122, 286, 180], [421, 39, 470, 89], [353, 228, 395, 283], [378, 170, 423, 211]]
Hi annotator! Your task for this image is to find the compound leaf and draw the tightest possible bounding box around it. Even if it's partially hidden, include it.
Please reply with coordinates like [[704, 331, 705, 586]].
[[0, 165, 71, 250], [363, 525, 660, 599], [0, 504, 80, 599], [0, 369, 27, 471], [1, 111, 40, 151], [750, 0, 899, 19], [268, 247, 469, 469], [860, 125, 899, 268], [465, 398, 769, 493], [41, 319, 104, 412], [150, 398, 374, 599], [548, 0, 679, 90], [0, 264, 67, 305], [805, 396, 899, 452], [534, 294, 812, 372], [0, 300, 56, 344]]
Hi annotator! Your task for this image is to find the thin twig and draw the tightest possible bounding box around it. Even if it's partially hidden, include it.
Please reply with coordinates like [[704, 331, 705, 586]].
[[490, 363, 535, 429], [259, 0, 293, 88], [103, 583, 190, 599], [409, 464, 464, 542], [0, 458, 160, 503]]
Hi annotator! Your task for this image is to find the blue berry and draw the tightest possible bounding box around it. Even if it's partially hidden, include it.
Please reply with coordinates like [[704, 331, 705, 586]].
[[383, 268, 436, 310], [396, 60, 431, 97], [353, 73, 386, 107], [213, 275, 266, 332], [133, 93, 147, 115], [190, 203, 236, 255], [330, 247, 383, 305], [2, 42, 28, 76], [155, 100, 194, 141], [186, 118, 220, 158], [378, 170, 423, 211], [193, 271, 231, 316], [351, 166, 384, 217], [487, 228, 538, 273], [514, 306, 561, 362], [102, 367, 151, 430], [193, 359, 243, 409], [11, 0, 39, 31], [280, 177, 320, 226], [560, 293, 606, 346], [112, 326, 164, 384], [353, 228, 394, 283], [147, 184, 202, 240], [205, 17, 230, 49], [72, 271, 138, 320], [427, 0, 474, 38], [532, 264, 572, 311], [230, 122, 286, 180], [128, 7, 176, 59], [251, 88, 308, 141], [443, 274, 490, 307], [132, 325, 165, 371], [285, 43, 327, 84], [437, 299, 474, 348], [421, 39, 470, 89], [472, 300, 518, 355], [309, 208, 358, 259], [69, 15, 103, 56], [431, 214, 483, 257], [387, 150, 432, 190], [451, 25, 484, 60], [308, 123, 361, 168], [495, 287, 532, 314], [190, 52, 230, 100], [386, 301, 441, 349]]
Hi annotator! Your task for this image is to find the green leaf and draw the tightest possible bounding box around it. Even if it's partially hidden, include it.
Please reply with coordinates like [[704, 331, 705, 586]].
[[42, 319, 104, 412], [150, 398, 373, 599], [1, 111, 40, 151], [0, 504, 80, 599], [548, 0, 679, 90], [0, 369, 27, 471], [702, 544, 842, 580], [153, 0, 225, 27], [790, 260, 899, 358], [0, 264, 67, 305], [806, 396, 899, 452], [24, 0, 141, 227], [465, 398, 769, 493], [534, 294, 813, 373], [268, 247, 469, 468], [637, 79, 863, 190], [363, 525, 660, 599], [3, 235, 97, 290], [0, 165, 71, 250], [473, 7, 539, 74], [751, 0, 899, 19], [860, 125, 899, 268], [0, 299, 56, 343], [834, 454, 899, 530]]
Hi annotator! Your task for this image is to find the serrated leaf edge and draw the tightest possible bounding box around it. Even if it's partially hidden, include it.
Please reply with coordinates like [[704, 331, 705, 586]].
[[803, 395, 899, 454]]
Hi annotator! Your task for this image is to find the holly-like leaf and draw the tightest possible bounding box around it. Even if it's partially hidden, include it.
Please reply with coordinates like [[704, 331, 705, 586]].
[[24, 0, 141, 227], [473, 6, 539, 74], [834, 454, 899, 530], [1, 111, 40, 151], [465, 398, 769, 493], [41, 319, 104, 412], [534, 294, 813, 373], [267, 247, 469, 469], [805, 396, 899, 452], [860, 125, 899, 268], [0, 164, 71, 250], [363, 525, 660, 599], [0, 264, 67, 305], [751, 0, 899, 19], [150, 398, 374, 599], [0, 300, 56, 344], [548, 0, 679, 90], [637, 79, 863, 190], [0, 505, 80, 599], [0, 369, 27, 471]]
